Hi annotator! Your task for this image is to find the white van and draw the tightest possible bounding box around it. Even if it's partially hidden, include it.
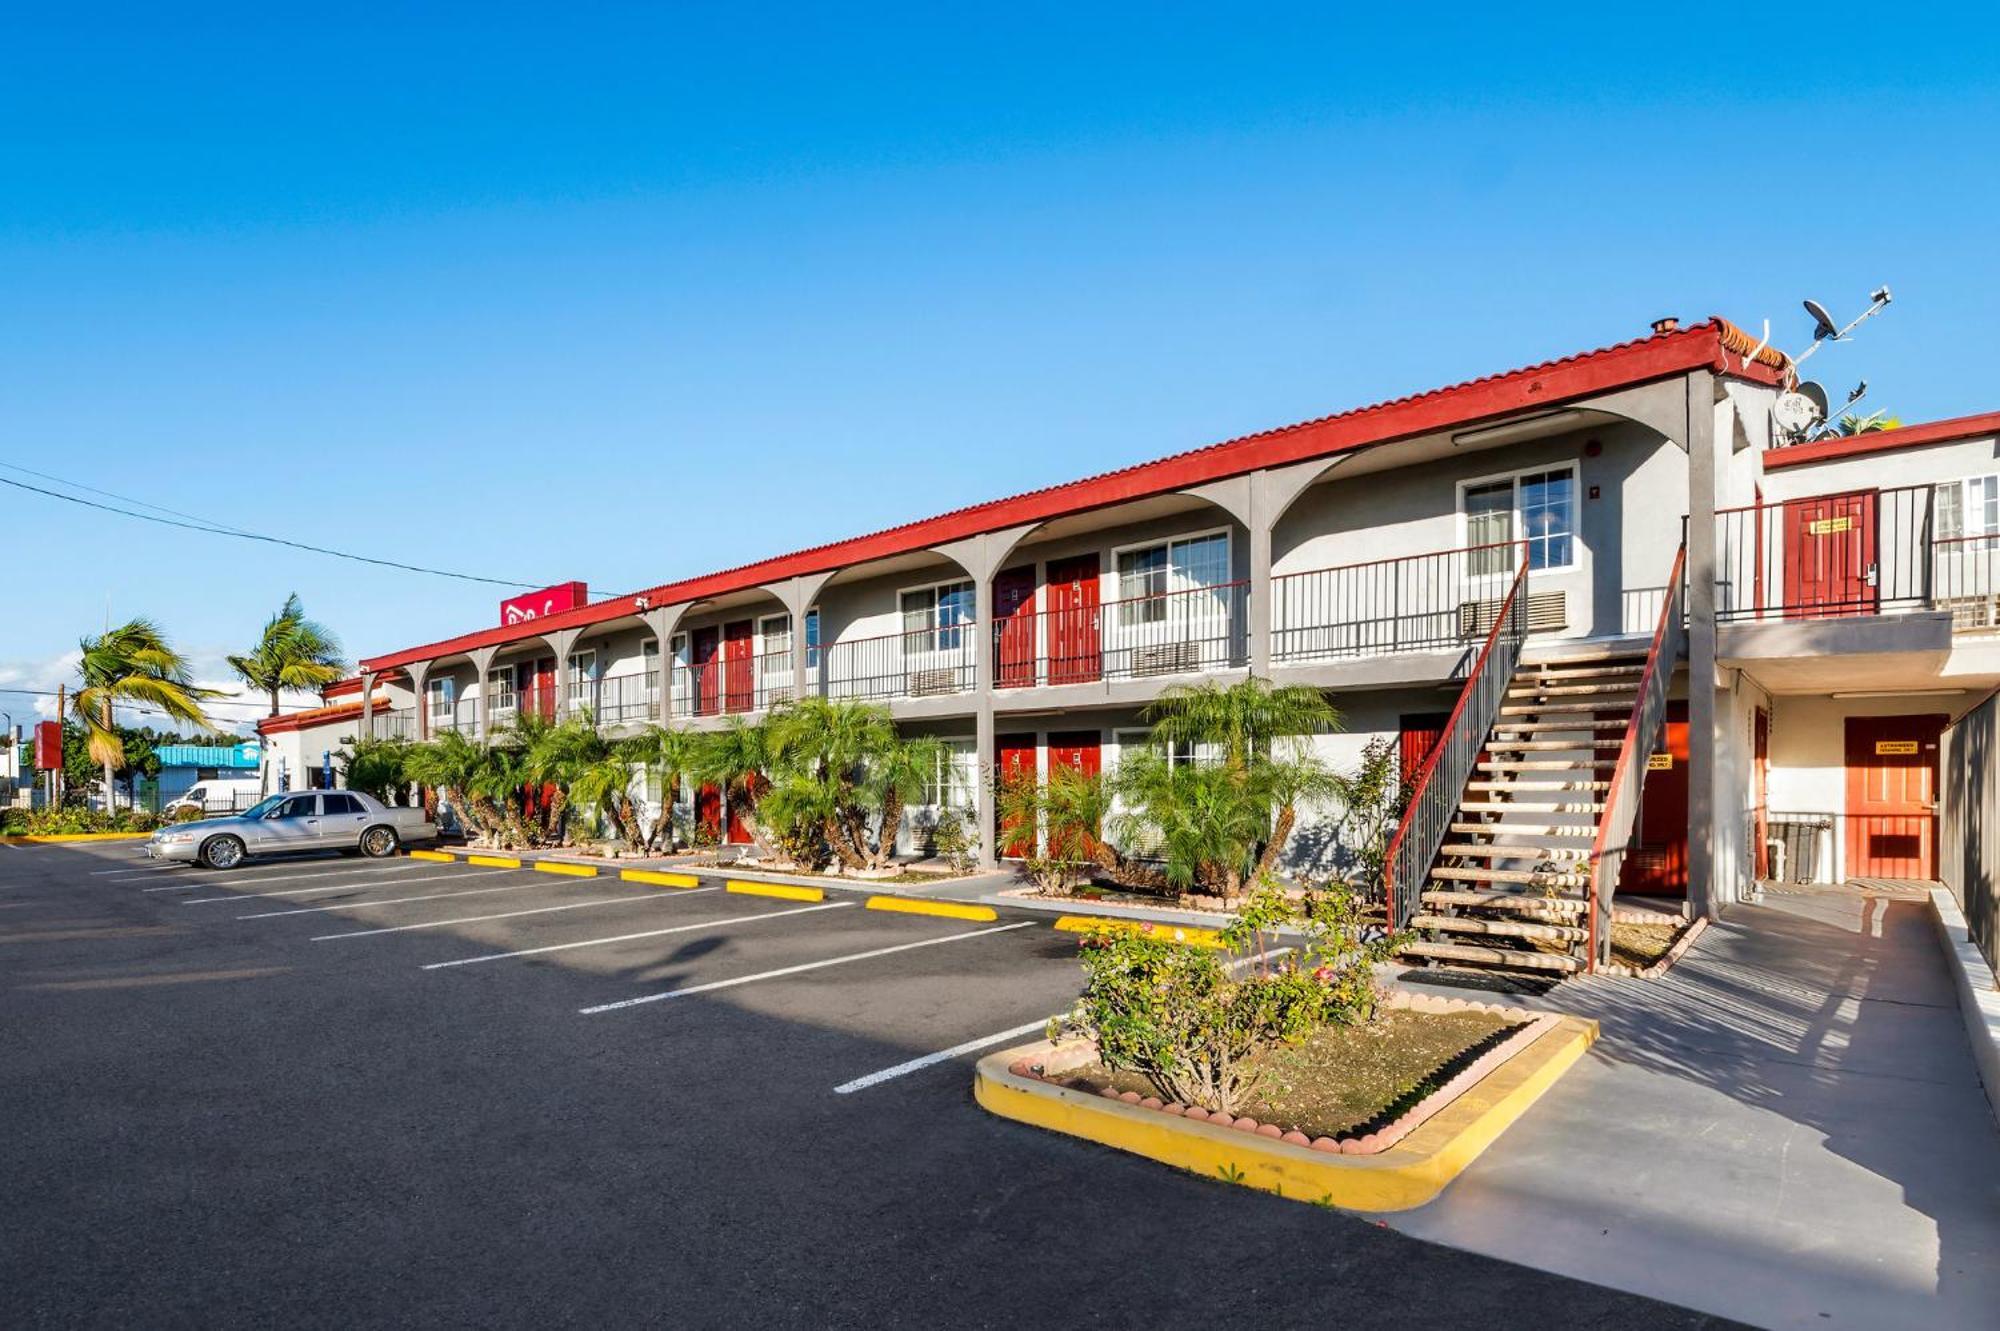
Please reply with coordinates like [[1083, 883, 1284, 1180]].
[[164, 777, 265, 817]]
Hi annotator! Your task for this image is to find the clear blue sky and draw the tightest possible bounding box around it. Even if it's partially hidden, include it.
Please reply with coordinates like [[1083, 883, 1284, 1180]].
[[3, 6, 1996, 731]]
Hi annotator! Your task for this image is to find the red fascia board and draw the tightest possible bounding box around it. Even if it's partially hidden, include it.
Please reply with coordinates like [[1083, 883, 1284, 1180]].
[[361, 322, 1755, 672], [321, 677, 365, 699], [1762, 410, 2000, 470]]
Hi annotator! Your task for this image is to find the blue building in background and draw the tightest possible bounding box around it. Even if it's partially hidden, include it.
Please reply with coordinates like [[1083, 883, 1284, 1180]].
[[149, 741, 264, 807]]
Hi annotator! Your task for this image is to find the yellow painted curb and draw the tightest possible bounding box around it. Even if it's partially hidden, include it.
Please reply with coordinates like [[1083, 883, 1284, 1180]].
[[620, 869, 701, 889], [727, 879, 825, 902], [408, 849, 454, 862], [974, 1016, 1596, 1213], [1, 832, 153, 844], [1053, 915, 1224, 949], [534, 860, 600, 878], [466, 854, 523, 869], [866, 895, 998, 922]]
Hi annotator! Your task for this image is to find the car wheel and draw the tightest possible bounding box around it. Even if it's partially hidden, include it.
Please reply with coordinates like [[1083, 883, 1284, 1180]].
[[201, 835, 246, 870], [359, 825, 399, 859]]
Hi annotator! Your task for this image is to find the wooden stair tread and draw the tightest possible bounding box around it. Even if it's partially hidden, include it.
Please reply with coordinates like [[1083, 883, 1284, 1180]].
[[1440, 841, 1594, 859], [1398, 940, 1582, 973], [1518, 662, 1645, 678], [1487, 739, 1625, 751], [1492, 720, 1632, 733], [1457, 801, 1606, 814], [1432, 864, 1590, 887], [1451, 822, 1596, 838], [1412, 914, 1588, 942], [1477, 759, 1605, 771], [1499, 703, 1631, 718], [1421, 889, 1588, 913], [1466, 779, 1611, 791]]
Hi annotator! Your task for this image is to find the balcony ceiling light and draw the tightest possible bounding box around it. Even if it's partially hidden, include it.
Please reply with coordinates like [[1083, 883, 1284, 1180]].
[[1451, 410, 1583, 449]]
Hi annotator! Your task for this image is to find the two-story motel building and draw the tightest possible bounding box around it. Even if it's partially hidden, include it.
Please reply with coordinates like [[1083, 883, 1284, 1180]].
[[259, 316, 2000, 973]]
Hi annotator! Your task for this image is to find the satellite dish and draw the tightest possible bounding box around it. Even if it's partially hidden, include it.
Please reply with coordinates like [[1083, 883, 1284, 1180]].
[[1796, 380, 1830, 420], [1773, 391, 1825, 439], [1803, 299, 1841, 341]]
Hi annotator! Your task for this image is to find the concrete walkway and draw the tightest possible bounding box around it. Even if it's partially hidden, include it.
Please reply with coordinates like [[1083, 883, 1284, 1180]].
[[1392, 883, 2000, 1329]]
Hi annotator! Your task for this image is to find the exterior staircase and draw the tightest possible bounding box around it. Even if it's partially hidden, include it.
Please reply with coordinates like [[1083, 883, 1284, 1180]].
[[1383, 545, 1688, 979], [1397, 652, 1647, 976]]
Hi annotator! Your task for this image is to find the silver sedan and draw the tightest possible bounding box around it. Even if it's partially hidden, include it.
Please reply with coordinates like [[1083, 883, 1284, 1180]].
[[147, 791, 438, 869]]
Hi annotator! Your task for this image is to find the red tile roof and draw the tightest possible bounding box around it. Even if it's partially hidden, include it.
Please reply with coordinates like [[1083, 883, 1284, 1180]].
[[362, 317, 1783, 672], [1761, 409, 2000, 470], [257, 698, 367, 736]]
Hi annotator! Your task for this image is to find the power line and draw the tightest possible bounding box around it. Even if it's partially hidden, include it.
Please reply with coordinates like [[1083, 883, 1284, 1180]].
[[0, 686, 319, 714], [0, 459, 261, 537], [0, 470, 544, 590]]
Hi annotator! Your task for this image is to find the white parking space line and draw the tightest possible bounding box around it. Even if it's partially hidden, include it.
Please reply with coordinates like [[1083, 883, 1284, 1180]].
[[580, 920, 1036, 1015], [180, 868, 492, 904], [175, 861, 425, 890], [823, 948, 1297, 1095], [93, 867, 177, 877], [833, 1019, 1052, 1095], [421, 899, 844, 968], [143, 881, 203, 892], [309, 887, 706, 939], [237, 881, 547, 920]]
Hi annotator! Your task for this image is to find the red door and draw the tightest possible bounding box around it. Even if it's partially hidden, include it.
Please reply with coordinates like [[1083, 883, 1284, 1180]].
[[1844, 714, 1945, 879], [724, 791, 753, 845], [1620, 700, 1689, 896], [1398, 713, 1450, 786], [996, 734, 1038, 857], [1046, 730, 1102, 861], [695, 782, 723, 840], [1752, 707, 1771, 879], [1784, 491, 1878, 619], [994, 567, 1037, 689], [1044, 554, 1101, 685], [722, 619, 755, 713], [692, 627, 721, 716], [528, 657, 557, 720]]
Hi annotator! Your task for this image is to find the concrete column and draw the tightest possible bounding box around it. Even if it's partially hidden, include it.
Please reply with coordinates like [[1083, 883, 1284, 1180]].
[[360, 671, 376, 741], [760, 574, 833, 710], [544, 628, 582, 721], [931, 523, 1038, 872], [407, 660, 432, 741], [1247, 519, 1273, 677], [1684, 371, 1721, 921], [641, 605, 690, 723], [468, 647, 499, 741]]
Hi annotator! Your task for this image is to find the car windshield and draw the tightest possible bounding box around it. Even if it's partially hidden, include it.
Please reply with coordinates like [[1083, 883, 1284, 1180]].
[[239, 796, 286, 820]]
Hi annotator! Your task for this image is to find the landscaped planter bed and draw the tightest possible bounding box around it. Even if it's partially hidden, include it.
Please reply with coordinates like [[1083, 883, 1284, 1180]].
[[977, 990, 1595, 1211]]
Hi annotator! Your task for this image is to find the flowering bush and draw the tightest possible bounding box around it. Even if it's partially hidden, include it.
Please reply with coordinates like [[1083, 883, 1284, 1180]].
[[1048, 879, 1398, 1116]]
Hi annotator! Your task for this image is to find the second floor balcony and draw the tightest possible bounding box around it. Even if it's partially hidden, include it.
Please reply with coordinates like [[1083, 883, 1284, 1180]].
[[994, 580, 1250, 690], [1271, 541, 1535, 666]]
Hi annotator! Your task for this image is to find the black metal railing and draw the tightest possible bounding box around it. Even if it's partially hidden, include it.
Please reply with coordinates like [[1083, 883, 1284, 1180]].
[[1586, 545, 1687, 969], [992, 580, 1248, 688], [820, 629, 976, 702], [1381, 544, 1531, 931], [1711, 483, 2000, 626], [569, 672, 657, 726], [1272, 541, 1525, 664]]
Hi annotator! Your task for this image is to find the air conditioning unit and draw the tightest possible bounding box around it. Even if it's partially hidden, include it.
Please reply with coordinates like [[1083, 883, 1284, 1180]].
[[1457, 591, 1568, 637], [762, 684, 795, 707], [906, 668, 962, 697], [1132, 641, 1203, 676], [1940, 595, 2000, 632]]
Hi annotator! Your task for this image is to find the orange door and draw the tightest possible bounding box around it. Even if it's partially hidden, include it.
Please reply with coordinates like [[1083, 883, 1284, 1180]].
[[1783, 491, 1878, 619], [995, 735, 1037, 857], [695, 782, 723, 840], [1844, 714, 1945, 879], [1619, 700, 1689, 897], [1044, 555, 1101, 685]]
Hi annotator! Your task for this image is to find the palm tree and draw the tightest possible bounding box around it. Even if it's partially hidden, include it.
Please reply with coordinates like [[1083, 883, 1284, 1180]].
[[864, 734, 946, 868], [1144, 676, 1340, 769], [626, 724, 699, 852], [567, 735, 650, 852], [690, 715, 780, 856], [228, 594, 346, 717], [73, 619, 219, 810], [404, 730, 506, 842]]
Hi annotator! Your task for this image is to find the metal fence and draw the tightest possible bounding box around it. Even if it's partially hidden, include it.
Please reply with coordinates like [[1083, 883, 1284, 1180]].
[[1712, 483, 2000, 626], [821, 629, 976, 702], [1271, 541, 1526, 664], [1940, 691, 2000, 973], [992, 580, 1248, 688]]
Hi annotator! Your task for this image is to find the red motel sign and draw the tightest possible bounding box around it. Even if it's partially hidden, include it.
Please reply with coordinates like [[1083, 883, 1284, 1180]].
[[34, 720, 62, 769], [500, 581, 587, 627]]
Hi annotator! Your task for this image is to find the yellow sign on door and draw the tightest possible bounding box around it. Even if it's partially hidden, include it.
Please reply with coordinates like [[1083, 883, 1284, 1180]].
[[1807, 515, 1854, 536], [1647, 752, 1673, 771], [1875, 740, 1919, 755]]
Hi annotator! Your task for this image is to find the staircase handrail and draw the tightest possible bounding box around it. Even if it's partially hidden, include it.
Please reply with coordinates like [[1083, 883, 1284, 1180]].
[[1381, 542, 1531, 932], [1586, 544, 1688, 969]]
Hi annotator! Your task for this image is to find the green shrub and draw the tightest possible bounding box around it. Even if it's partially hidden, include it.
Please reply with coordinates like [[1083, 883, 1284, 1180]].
[[173, 805, 206, 823], [1048, 880, 1398, 1117]]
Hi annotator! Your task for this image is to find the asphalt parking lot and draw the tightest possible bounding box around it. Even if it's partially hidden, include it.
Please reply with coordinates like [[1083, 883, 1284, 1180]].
[[0, 842, 1733, 1328]]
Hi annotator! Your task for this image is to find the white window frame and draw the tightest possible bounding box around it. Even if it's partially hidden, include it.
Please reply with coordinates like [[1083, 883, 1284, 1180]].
[[804, 608, 821, 670], [1456, 461, 1580, 577], [487, 666, 517, 717], [759, 614, 792, 663], [1936, 474, 2000, 542], [565, 649, 598, 715], [1107, 528, 1234, 642], [897, 577, 976, 656], [641, 639, 661, 700], [426, 676, 455, 720]]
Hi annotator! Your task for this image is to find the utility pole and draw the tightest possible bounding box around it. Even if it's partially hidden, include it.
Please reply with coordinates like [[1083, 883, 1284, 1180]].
[[53, 684, 65, 808]]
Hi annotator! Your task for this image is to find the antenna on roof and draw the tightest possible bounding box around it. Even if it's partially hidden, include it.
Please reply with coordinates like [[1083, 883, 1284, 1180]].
[[1788, 285, 1892, 372]]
